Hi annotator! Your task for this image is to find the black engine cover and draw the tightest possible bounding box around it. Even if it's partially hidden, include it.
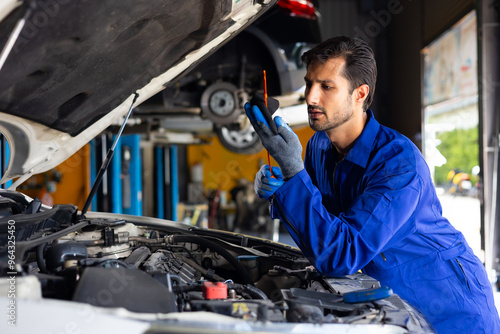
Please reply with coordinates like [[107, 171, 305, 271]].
[[73, 267, 177, 313]]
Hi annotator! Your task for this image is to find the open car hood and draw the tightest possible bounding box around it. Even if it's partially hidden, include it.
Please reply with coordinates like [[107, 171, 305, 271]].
[[0, 0, 276, 188]]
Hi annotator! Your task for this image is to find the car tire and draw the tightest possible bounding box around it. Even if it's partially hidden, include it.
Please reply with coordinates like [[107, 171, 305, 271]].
[[215, 124, 263, 155]]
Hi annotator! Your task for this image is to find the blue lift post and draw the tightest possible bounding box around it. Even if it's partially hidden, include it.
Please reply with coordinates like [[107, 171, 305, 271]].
[[155, 146, 165, 219], [170, 145, 179, 222], [122, 135, 142, 216], [89, 134, 142, 215], [0, 135, 12, 188], [111, 135, 123, 214], [88, 136, 112, 212], [89, 140, 97, 211]]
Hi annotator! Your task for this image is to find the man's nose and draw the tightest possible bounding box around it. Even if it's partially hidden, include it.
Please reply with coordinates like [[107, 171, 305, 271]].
[[306, 84, 319, 105]]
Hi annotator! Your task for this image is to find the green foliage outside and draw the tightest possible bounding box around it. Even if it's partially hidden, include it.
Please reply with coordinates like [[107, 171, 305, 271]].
[[434, 127, 479, 185]]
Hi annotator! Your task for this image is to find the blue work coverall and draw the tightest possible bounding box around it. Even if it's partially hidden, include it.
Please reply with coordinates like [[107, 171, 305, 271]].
[[271, 110, 500, 333]]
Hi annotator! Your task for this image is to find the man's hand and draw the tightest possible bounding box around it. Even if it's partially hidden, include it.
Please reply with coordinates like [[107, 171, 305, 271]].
[[254, 165, 284, 199], [245, 102, 304, 180]]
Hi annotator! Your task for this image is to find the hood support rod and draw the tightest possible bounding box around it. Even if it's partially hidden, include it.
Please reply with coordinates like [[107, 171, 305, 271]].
[[81, 93, 139, 215]]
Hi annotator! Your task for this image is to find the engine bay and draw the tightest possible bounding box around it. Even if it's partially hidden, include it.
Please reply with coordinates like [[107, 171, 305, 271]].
[[0, 190, 433, 332]]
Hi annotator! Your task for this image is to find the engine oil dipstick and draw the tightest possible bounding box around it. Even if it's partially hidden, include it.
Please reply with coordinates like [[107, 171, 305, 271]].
[[263, 70, 274, 178]]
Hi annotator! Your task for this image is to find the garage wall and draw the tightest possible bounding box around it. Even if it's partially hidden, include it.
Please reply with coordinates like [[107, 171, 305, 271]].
[[422, 0, 477, 45], [317, 0, 475, 147], [20, 145, 90, 210], [316, 0, 390, 123], [386, 0, 423, 146], [388, 0, 474, 147]]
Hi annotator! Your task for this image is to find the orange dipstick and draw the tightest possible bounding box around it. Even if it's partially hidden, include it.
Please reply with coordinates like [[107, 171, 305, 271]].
[[263, 70, 274, 178]]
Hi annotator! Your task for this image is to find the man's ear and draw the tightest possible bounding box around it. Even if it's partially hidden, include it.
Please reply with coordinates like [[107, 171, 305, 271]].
[[354, 84, 369, 106]]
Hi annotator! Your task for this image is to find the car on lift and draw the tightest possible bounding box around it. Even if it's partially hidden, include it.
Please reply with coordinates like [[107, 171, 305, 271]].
[[0, 1, 434, 333], [134, 0, 322, 154]]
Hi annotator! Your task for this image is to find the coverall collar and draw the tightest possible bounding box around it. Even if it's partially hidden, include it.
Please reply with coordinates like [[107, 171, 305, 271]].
[[343, 109, 379, 168]]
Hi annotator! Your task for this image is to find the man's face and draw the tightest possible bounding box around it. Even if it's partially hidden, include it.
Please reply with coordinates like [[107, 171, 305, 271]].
[[304, 57, 355, 132]]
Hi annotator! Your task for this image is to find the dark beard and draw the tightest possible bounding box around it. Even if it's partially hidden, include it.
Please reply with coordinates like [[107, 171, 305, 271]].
[[308, 101, 354, 132]]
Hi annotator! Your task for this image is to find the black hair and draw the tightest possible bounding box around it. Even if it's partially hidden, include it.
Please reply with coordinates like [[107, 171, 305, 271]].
[[301, 36, 377, 111]]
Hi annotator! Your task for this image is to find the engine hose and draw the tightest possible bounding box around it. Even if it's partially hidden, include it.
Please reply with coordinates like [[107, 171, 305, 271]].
[[129, 236, 164, 244], [227, 283, 268, 300], [74, 239, 105, 246], [36, 243, 49, 273], [167, 235, 254, 285], [172, 283, 201, 294]]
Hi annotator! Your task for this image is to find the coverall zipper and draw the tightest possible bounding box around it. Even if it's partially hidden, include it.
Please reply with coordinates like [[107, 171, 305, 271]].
[[331, 157, 347, 213], [332, 158, 341, 199]]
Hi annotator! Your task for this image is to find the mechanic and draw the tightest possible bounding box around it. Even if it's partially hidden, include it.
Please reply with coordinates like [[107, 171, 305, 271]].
[[244, 36, 500, 333]]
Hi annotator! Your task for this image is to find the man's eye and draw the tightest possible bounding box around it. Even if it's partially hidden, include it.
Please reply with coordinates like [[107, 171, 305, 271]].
[[322, 84, 332, 90]]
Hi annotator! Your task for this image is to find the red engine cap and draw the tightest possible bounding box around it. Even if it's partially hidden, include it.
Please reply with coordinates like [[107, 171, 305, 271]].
[[202, 281, 228, 300]]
